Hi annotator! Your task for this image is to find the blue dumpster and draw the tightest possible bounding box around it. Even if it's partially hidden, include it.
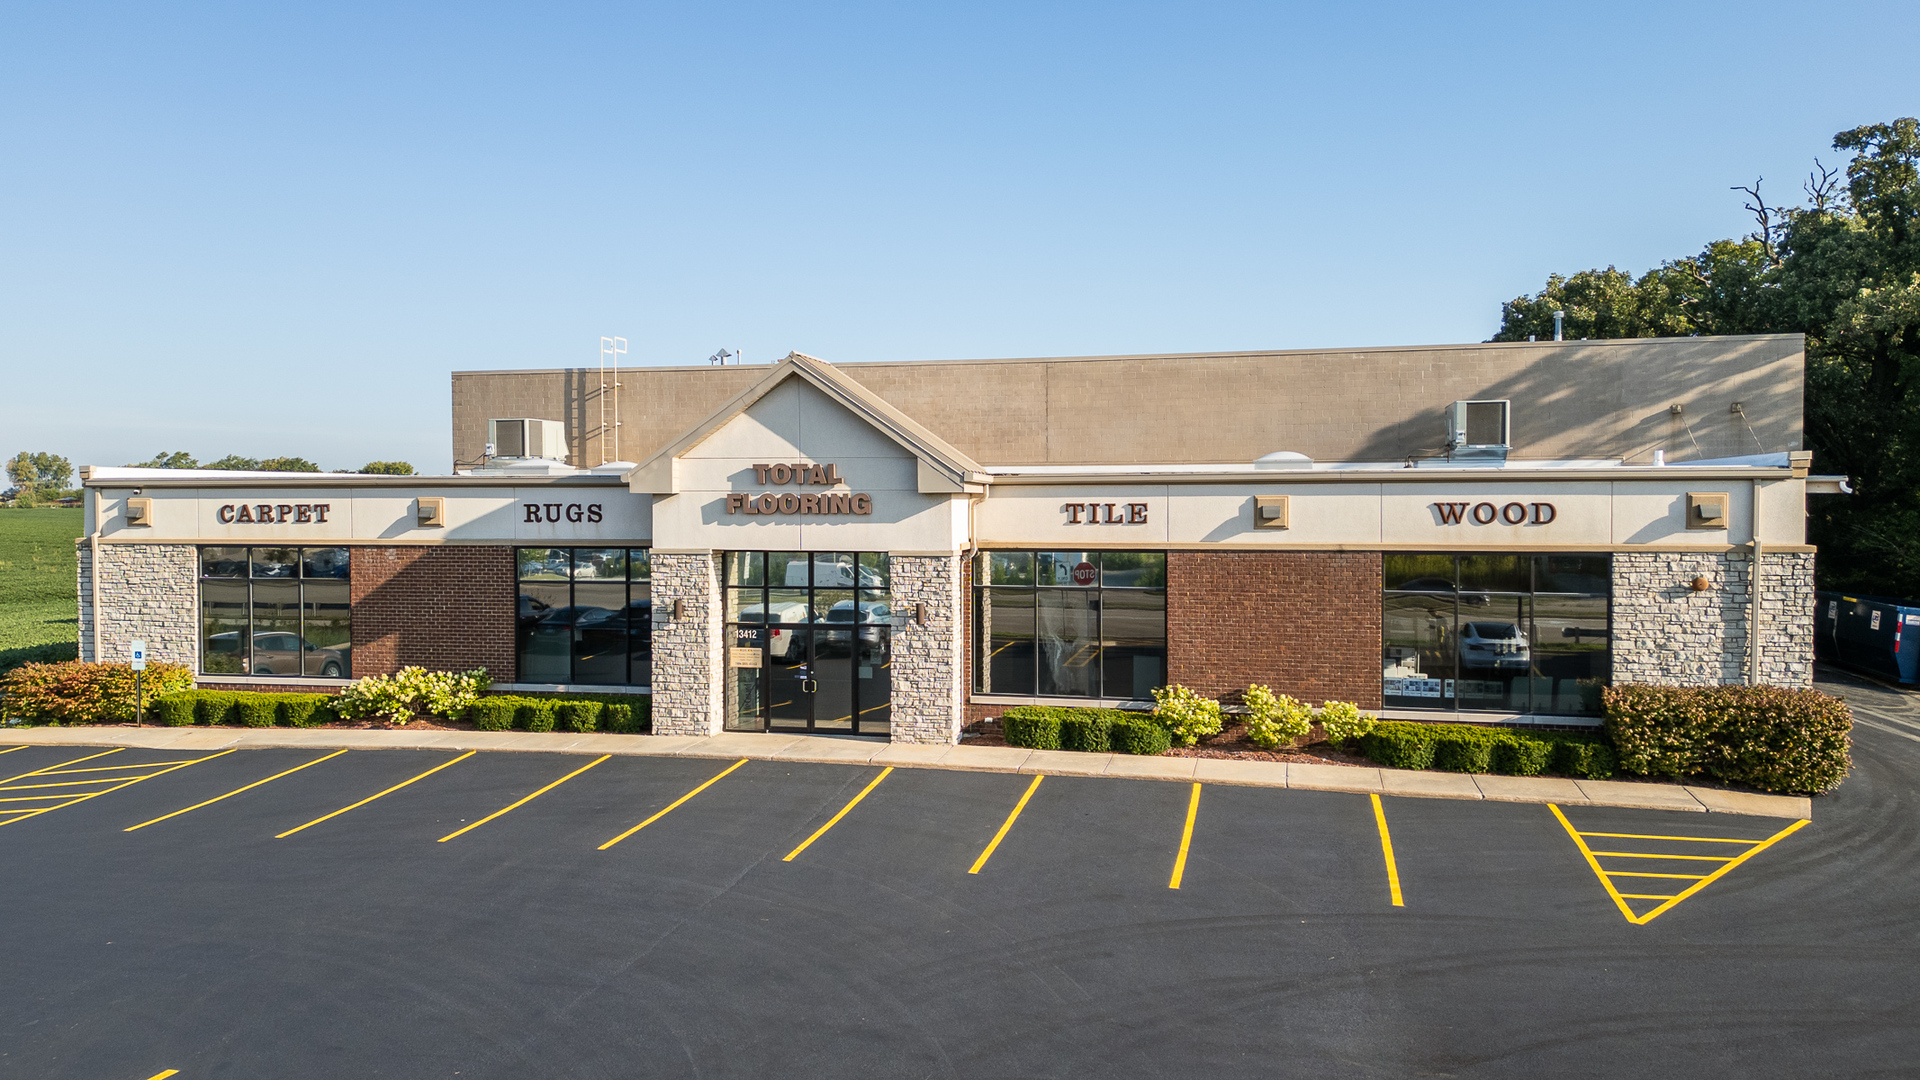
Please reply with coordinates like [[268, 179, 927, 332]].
[[1815, 591, 1920, 685]]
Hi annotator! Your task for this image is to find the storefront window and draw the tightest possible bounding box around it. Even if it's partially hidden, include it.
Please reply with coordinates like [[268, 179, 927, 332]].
[[974, 551, 1166, 700], [516, 547, 651, 686], [1382, 554, 1609, 717], [198, 546, 352, 678]]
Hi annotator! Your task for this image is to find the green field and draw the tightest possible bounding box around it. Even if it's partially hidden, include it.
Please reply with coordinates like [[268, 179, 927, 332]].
[[0, 508, 83, 671]]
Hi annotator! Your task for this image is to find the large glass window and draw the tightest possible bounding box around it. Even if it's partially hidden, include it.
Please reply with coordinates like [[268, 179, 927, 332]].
[[973, 551, 1166, 700], [1382, 554, 1609, 717], [198, 546, 352, 678], [516, 548, 652, 686]]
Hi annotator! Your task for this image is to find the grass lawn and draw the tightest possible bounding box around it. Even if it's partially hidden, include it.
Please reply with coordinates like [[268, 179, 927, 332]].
[[0, 507, 83, 671]]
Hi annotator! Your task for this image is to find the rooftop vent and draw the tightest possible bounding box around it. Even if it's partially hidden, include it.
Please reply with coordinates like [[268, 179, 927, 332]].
[[487, 418, 569, 462]]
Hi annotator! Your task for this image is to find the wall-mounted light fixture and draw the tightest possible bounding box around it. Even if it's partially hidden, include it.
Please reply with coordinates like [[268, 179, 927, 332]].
[[1690, 576, 1712, 592], [416, 497, 445, 527], [672, 599, 686, 620], [915, 602, 928, 626]]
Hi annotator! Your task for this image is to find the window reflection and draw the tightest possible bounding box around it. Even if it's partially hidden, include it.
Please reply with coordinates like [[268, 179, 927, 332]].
[[973, 551, 1166, 701], [516, 547, 652, 686], [198, 547, 351, 679]]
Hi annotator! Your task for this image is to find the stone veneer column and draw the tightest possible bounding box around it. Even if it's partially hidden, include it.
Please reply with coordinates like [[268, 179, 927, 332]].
[[1611, 549, 1814, 688], [649, 552, 724, 736], [1756, 550, 1815, 687], [888, 554, 964, 744], [84, 543, 200, 667]]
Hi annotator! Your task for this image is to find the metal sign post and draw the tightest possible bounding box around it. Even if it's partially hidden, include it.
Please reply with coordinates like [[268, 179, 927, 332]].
[[130, 640, 146, 726]]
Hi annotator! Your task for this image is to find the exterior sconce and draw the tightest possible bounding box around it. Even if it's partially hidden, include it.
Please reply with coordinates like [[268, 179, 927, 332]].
[[915, 602, 928, 626], [1254, 495, 1290, 529], [415, 497, 445, 527], [1690, 576, 1712, 592], [1686, 492, 1728, 530], [125, 497, 153, 527], [672, 599, 685, 619]]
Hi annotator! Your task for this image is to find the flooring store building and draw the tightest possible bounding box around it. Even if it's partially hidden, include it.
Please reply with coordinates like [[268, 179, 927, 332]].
[[77, 336, 1843, 742]]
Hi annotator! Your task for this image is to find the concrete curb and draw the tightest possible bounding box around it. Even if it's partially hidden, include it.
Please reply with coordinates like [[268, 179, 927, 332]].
[[0, 725, 1812, 820]]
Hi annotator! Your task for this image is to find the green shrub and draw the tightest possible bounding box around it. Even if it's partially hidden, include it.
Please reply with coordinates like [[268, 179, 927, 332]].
[[471, 698, 518, 731], [335, 666, 490, 725], [282, 696, 331, 727], [155, 695, 198, 727], [1490, 735, 1553, 776], [1430, 730, 1496, 773], [1060, 712, 1113, 753], [1605, 684, 1849, 794], [236, 695, 278, 728], [1547, 738, 1616, 780], [604, 703, 638, 734], [195, 693, 241, 726], [1002, 707, 1062, 750], [1358, 723, 1438, 770], [558, 700, 604, 733], [1151, 684, 1222, 747], [505, 691, 649, 733], [517, 701, 558, 733], [1243, 685, 1313, 749], [1110, 714, 1173, 756]]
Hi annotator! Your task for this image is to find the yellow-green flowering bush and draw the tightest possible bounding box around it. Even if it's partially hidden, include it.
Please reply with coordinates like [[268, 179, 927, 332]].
[[1316, 700, 1379, 744], [1243, 684, 1313, 749], [335, 667, 489, 725], [1151, 684, 1222, 747]]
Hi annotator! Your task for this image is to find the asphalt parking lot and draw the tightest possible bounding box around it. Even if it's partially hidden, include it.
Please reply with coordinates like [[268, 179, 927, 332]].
[[3, 670, 1917, 1079]]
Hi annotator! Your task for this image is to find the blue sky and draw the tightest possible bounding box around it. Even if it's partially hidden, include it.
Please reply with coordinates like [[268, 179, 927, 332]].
[[3, 1, 1914, 473]]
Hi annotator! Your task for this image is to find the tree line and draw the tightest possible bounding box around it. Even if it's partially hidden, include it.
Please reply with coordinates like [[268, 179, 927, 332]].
[[1494, 117, 1920, 598], [4, 451, 416, 506]]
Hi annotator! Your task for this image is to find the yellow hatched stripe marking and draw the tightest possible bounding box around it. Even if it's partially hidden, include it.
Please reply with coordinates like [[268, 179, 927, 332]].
[[1606, 871, 1709, 880], [1552, 804, 1810, 924], [440, 755, 610, 842], [1576, 831, 1763, 844], [784, 767, 894, 862], [0, 791, 117, 803], [127, 750, 349, 832], [1618, 893, 1682, 900], [0, 745, 26, 757], [0, 748, 124, 786], [2, 776, 181, 793], [1588, 851, 1739, 862], [1168, 782, 1202, 890], [0, 750, 235, 830], [37, 759, 204, 775], [1371, 793, 1405, 907], [275, 751, 474, 838], [599, 759, 748, 850], [968, 774, 1044, 874], [145, 1071, 180, 1080]]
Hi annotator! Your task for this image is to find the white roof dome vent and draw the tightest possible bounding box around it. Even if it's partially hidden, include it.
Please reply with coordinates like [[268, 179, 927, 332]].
[[1254, 451, 1313, 470]]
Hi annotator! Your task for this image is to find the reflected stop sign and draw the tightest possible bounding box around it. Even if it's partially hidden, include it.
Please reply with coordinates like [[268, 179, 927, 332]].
[[1071, 561, 1096, 586]]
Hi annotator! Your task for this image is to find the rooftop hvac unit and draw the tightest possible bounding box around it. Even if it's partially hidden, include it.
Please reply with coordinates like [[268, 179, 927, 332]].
[[1445, 400, 1510, 464], [488, 418, 569, 462]]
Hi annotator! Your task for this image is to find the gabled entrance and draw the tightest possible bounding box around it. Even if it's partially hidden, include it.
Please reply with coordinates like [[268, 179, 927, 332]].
[[724, 551, 893, 736]]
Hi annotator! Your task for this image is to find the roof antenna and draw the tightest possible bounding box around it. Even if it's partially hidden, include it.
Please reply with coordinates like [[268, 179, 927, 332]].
[[600, 336, 627, 465]]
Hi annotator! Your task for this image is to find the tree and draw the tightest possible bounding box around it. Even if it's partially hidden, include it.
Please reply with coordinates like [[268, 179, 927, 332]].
[[203, 455, 261, 471], [127, 451, 198, 469], [256, 457, 321, 472], [358, 461, 415, 475], [5, 451, 73, 492], [1492, 117, 1920, 597]]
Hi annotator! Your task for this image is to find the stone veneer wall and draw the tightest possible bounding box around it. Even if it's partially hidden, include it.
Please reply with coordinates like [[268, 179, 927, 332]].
[[888, 554, 964, 744], [650, 552, 723, 736], [78, 542, 200, 666], [1611, 549, 1813, 688]]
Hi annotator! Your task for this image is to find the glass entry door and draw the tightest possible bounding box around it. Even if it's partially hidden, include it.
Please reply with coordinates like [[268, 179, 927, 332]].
[[725, 551, 892, 736]]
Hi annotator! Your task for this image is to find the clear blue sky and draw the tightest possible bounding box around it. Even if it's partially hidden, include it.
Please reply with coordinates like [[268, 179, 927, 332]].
[[3, 1, 1913, 473]]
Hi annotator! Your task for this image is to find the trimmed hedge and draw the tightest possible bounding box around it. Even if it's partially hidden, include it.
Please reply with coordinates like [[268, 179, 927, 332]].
[[557, 700, 604, 733], [517, 701, 558, 733], [471, 698, 518, 731], [1001, 706, 1162, 754], [460, 694, 646, 734], [1604, 684, 1849, 794], [147, 690, 339, 728], [1355, 720, 1614, 779], [496, 691, 650, 733]]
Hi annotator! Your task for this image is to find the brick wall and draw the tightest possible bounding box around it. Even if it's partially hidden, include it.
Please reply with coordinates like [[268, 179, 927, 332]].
[[1166, 551, 1383, 707], [350, 547, 516, 678]]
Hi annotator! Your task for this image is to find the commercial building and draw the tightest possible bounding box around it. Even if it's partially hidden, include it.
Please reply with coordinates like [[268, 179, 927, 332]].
[[78, 335, 1842, 742]]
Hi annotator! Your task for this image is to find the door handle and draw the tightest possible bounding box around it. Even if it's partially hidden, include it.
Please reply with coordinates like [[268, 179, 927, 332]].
[[803, 679, 819, 693]]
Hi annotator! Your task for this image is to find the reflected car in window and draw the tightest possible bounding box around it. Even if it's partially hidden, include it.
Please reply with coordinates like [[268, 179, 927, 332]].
[[206, 631, 350, 677], [1394, 577, 1492, 606], [1459, 621, 1530, 670], [735, 602, 809, 658]]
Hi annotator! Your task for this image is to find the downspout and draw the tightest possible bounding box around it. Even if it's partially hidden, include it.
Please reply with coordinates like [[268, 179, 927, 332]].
[[87, 482, 103, 663], [1748, 481, 1763, 686]]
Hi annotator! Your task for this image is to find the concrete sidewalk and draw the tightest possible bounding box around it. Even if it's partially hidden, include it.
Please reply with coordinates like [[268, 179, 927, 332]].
[[0, 724, 1812, 819]]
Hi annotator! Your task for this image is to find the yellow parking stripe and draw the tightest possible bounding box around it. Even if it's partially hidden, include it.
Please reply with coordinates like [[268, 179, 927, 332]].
[[275, 752, 475, 838], [1371, 793, 1405, 907], [439, 755, 610, 842], [37, 759, 204, 775], [784, 767, 893, 862], [0, 745, 25, 757], [1167, 783, 1202, 890], [144, 1071, 180, 1080], [1576, 831, 1760, 844], [599, 759, 748, 850], [1607, 871, 1708, 880], [0, 748, 124, 787], [968, 774, 1044, 874], [126, 750, 350, 832], [0, 750, 235, 830], [1587, 851, 1739, 862]]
